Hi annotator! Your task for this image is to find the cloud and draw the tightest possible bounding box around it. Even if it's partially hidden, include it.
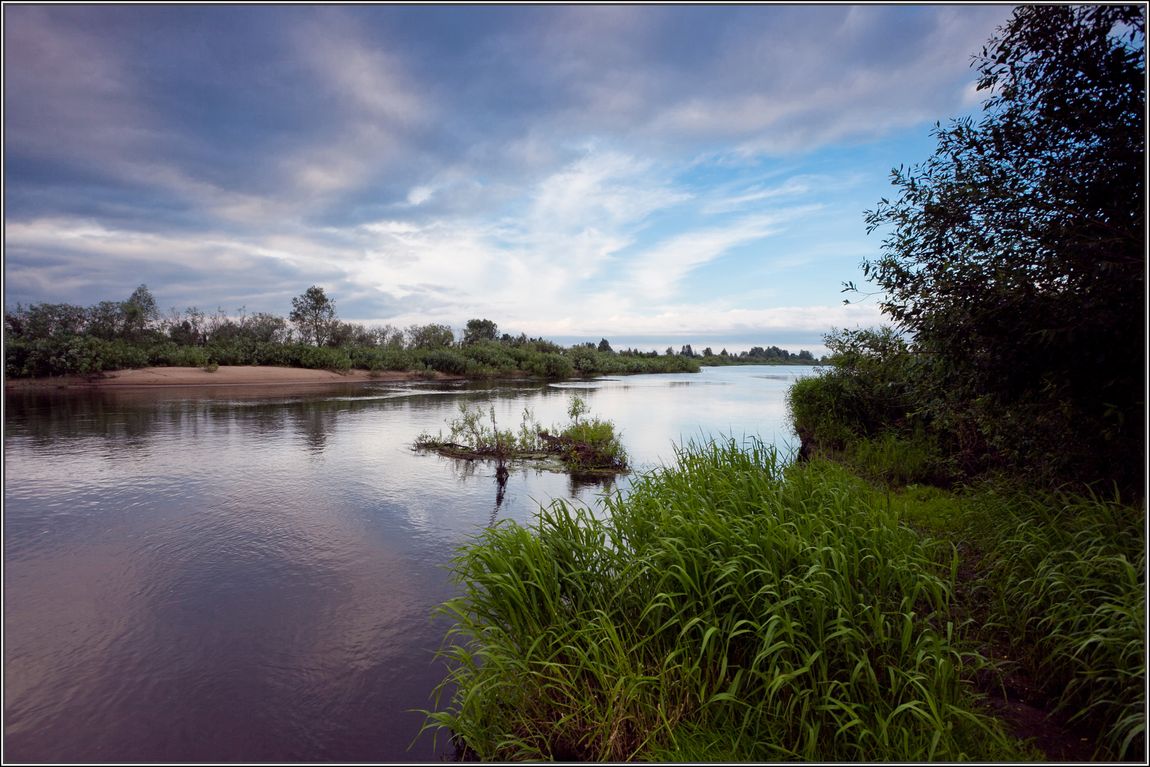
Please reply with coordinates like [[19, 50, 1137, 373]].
[[298, 12, 430, 128], [2, 7, 152, 166], [405, 186, 434, 206], [4, 5, 1018, 350], [271, 10, 437, 206], [625, 211, 797, 302], [4, 217, 333, 311], [636, 5, 1013, 153]]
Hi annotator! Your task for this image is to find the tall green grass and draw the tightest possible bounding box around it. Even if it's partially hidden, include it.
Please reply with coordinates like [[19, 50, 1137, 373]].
[[424, 440, 1026, 761], [962, 487, 1146, 759]]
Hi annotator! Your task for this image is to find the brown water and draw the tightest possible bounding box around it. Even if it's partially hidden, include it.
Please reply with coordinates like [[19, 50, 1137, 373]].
[[3, 366, 811, 762]]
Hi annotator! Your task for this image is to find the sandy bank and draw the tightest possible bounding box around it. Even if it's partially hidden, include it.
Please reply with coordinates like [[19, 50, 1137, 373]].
[[5, 366, 461, 390]]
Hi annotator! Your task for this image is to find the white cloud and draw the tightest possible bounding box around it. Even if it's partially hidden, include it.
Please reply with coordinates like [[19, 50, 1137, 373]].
[[626, 205, 821, 301], [297, 10, 431, 128], [406, 186, 434, 206], [497, 302, 887, 345]]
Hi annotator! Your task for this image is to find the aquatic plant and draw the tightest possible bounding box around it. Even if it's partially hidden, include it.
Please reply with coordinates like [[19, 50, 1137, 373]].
[[414, 395, 627, 474]]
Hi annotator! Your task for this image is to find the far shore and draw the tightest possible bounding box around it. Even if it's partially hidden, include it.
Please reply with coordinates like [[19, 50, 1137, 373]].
[[4, 365, 466, 390]]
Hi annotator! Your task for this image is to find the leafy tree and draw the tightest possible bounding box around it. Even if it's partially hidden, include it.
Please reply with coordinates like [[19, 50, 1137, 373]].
[[374, 323, 405, 348], [242, 312, 291, 345], [860, 5, 1144, 490], [290, 286, 337, 346], [462, 318, 499, 345], [166, 306, 207, 346], [86, 300, 127, 340], [597, 338, 613, 353], [123, 284, 159, 341], [406, 323, 455, 349], [4, 302, 87, 340]]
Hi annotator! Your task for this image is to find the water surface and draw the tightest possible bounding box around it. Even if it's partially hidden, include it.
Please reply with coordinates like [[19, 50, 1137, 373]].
[[3, 365, 812, 762]]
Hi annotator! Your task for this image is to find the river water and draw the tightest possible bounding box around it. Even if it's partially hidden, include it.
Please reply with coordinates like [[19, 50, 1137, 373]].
[[3, 365, 813, 762]]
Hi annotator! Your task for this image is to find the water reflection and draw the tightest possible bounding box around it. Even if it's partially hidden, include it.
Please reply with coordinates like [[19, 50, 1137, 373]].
[[493, 463, 509, 526], [295, 404, 339, 453], [4, 366, 814, 762]]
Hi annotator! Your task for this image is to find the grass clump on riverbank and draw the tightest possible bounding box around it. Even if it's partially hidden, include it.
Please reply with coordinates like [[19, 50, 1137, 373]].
[[424, 439, 1027, 761], [414, 395, 628, 474], [959, 488, 1145, 759]]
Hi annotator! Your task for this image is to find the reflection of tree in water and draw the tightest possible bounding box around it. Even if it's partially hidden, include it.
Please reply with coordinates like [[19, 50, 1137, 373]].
[[567, 472, 615, 498], [294, 404, 340, 454], [445, 456, 479, 482], [486, 464, 616, 526], [444, 455, 510, 527], [491, 462, 509, 527]]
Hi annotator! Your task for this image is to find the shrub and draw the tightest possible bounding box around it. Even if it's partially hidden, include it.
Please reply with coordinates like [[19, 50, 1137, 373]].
[[460, 341, 518, 373], [421, 349, 472, 376], [348, 345, 414, 372], [845, 431, 952, 487], [527, 352, 574, 379], [205, 341, 255, 366], [294, 344, 351, 371], [787, 374, 856, 451], [148, 343, 210, 368]]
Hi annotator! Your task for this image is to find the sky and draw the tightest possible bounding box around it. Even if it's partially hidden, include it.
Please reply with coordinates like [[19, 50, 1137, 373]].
[[3, 4, 1017, 355]]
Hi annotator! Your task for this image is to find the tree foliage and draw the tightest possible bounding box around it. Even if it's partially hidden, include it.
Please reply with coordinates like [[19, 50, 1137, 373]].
[[462, 318, 499, 345], [289, 285, 337, 346], [406, 322, 455, 349], [860, 5, 1145, 491], [123, 284, 159, 341]]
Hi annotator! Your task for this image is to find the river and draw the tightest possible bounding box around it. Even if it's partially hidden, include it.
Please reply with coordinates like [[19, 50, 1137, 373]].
[[3, 365, 813, 762]]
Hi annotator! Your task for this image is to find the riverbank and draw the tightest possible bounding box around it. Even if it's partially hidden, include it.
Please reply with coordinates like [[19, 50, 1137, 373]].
[[426, 439, 1145, 762], [3, 365, 465, 390]]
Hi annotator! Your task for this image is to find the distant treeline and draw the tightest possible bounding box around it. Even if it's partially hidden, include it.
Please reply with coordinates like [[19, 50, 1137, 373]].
[[3, 285, 817, 380], [672, 343, 822, 365]]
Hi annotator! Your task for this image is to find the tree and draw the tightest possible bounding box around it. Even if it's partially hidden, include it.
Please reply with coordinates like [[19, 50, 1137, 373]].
[[597, 338, 613, 354], [290, 286, 337, 346], [4, 302, 87, 340], [462, 318, 499, 345], [242, 312, 291, 345], [123, 284, 159, 341], [406, 323, 455, 349], [861, 5, 1144, 489], [86, 301, 126, 340]]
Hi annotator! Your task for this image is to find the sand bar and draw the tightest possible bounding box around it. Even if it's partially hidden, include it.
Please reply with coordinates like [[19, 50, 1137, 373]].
[[4, 366, 461, 390]]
